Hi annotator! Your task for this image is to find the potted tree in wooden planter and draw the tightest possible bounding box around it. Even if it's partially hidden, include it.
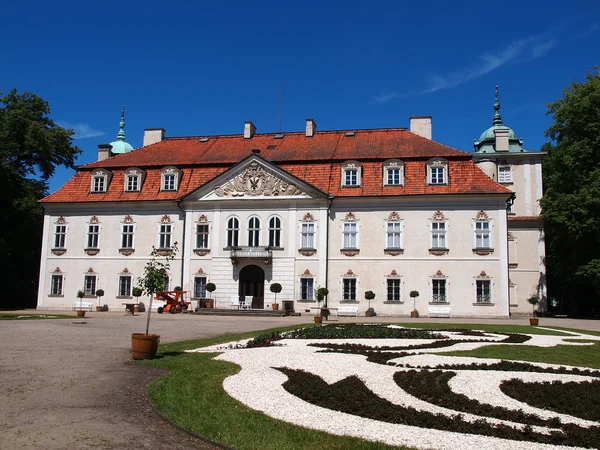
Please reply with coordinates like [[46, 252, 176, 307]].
[[314, 287, 329, 323], [365, 290, 375, 317], [76, 289, 86, 317], [205, 282, 216, 308], [410, 290, 420, 318], [95, 289, 104, 312], [527, 295, 540, 326], [133, 243, 178, 360], [270, 283, 282, 310]]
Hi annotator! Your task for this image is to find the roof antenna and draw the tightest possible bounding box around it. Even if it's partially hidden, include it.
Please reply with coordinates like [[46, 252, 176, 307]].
[[279, 84, 283, 133]]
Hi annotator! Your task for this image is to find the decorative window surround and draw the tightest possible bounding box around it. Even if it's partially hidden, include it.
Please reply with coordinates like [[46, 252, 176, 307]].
[[194, 217, 210, 255], [83, 271, 97, 297], [341, 213, 359, 255], [160, 166, 180, 191], [385, 270, 402, 302], [426, 158, 448, 185], [473, 211, 493, 254], [341, 161, 362, 187], [299, 215, 316, 255], [247, 216, 261, 247], [193, 276, 207, 299], [430, 270, 448, 304], [52, 217, 68, 255], [50, 269, 64, 296], [268, 215, 282, 248], [120, 217, 135, 256], [383, 159, 405, 186], [385, 212, 404, 255], [474, 272, 493, 305], [124, 168, 145, 192], [300, 276, 314, 301], [226, 216, 240, 248], [85, 216, 101, 255], [157, 215, 173, 252], [90, 169, 112, 193], [118, 274, 132, 297], [429, 211, 448, 255]]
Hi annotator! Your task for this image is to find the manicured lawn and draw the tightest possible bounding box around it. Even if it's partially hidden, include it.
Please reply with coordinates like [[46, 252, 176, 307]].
[[0, 313, 73, 320]]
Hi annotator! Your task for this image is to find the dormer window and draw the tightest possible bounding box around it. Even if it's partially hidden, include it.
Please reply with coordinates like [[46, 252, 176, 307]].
[[124, 168, 144, 192], [427, 158, 448, 185], [90, 169, 111, 193], [161, 167, 179, 191], [341, 161, 362, 187], [383, 159, 404, 186]]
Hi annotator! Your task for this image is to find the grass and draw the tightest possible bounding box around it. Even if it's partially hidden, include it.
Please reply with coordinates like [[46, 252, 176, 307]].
[[143, 323, 600, 450], [0, 313, 73, 320]]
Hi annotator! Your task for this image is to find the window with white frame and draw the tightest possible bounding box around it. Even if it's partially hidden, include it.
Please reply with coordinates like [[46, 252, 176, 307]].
[[383, 160, 404, 186], [341, 161, 361, 187], [121, 224, 134, 249], [300, 278, 314, 300], [268, 216, 282, 247], [196, 224, 209, 249], [126, 174, 140, 192], [161, 167, 179, 191], [343, 278, 357, 301], [92, 175, 106, 192], [427, 159, 448, 185], [475, 220, 491, 248], [54, 224, 67, 248], [84, 275, 96, 296], [343, 222, 358, 249], [476, 279, 491, 303], [432, 279, 447, 303], [227, 217, 239, 247], [387, 279, 401, 301], [87, 224, 100, 249], [431, 221, 447, 249], [498, 165, 512, 183], [301, 223, 315, 249], [248, 217, 261, 246], [386, 221, 403, 249], [159, 224, 172, 249], [50, 274, 63, 295], [194, 276, 207, 298], [119, 275, 132, 296]]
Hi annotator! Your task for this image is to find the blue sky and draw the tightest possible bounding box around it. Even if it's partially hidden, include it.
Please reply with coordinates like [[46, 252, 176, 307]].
[[2, 0, 598, 194]]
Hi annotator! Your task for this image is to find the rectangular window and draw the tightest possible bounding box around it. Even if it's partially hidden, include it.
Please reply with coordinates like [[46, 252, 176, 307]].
[[475, 221, 491, 248], [432, 279, 447, 303], [345, 169, 358, 186], [119, 275, 132, 296], [386, 222, 402, 248], [343, 278, 356, 301], [476, 280, 491, 303], [498, 166, 512, 183], [431, 222, 446, 248], [343, 223, 358, 249], [300, 278, 314, 300], [387, 168, 401, 185], [387, 279, 401, 301], [126, 175, 139, 192], [84, 275, 96, 296], [87, 224, 100, 249], [301, 223, 315, 249], [196, 224, 209, 249], [430, 167, 445, 184], [163, 174, 176, 191], [194, 277, 207, 298], [159, 224, 172, 249], [121, 224, 134, 249], [92, 176, 105, 192], [54, 225, 66, 248], [50, 274, 63, 295]]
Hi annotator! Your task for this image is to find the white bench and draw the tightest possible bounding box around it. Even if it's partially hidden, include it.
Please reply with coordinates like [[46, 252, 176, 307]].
[[72, 302, 94, 311], [337, 305, 359, 317], [428, 305, 451, 318]]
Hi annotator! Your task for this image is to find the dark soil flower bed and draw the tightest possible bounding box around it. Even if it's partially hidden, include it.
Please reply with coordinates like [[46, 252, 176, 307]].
[[417, 360, 600, 377], [501, 378, 600, 422], [278, 367, 600, 448]]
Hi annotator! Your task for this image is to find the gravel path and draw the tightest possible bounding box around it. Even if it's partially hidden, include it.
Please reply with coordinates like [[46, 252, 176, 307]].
[[0, 312, 598, 450]]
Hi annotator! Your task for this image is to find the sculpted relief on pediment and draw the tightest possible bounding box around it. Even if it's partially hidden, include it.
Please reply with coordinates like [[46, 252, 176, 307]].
[[215, 162, 303, 197]]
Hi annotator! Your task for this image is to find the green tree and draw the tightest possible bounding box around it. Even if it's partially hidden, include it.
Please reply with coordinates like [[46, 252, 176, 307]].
[[0, 89, 81, 309], [541, 68, 600, 316]]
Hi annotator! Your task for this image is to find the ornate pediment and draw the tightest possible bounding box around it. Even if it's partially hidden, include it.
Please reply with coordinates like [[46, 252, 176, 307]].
[[215, 161, 303, 198]]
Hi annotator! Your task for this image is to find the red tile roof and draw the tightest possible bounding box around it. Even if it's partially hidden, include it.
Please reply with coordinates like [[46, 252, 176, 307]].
[[508, 216, 542, 221], [41, 128, 511, 203]]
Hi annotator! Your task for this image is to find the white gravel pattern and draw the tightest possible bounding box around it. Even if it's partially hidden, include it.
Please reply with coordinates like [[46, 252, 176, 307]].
[[187, 326, 600, 449]]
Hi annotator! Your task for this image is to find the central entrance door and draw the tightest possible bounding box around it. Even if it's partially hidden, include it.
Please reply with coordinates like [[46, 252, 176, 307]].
[[239, 265, 265, 309]]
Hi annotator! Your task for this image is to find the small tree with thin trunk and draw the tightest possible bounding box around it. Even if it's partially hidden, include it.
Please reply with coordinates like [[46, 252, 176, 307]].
[[270, 283, 282, 306], [206, 283, 216, 298], [410, 290, 419, 314], [95, 289, 104, 307], [77, 289, 85, 310]]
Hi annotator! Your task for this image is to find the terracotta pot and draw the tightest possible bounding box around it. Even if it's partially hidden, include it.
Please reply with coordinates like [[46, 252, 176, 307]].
[[206, 300, 214, 308], [96, 306, 103, 312], [272, 303, 279, 311], [529, 318, 539, 326], [76, 310, 86, 317], [134, 306, 140, 313], [314, 315, 323, 324], [131, 333, 160, 360], [410, 310, 419, 318]]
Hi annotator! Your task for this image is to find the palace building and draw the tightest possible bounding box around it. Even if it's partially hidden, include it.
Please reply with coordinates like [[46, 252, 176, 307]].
[[37, 90, 546, 317]]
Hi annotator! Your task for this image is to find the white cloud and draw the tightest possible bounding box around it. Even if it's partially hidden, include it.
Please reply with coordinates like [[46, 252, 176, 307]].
[[371, 91, 399, 104], [57, 121, 105, 140]]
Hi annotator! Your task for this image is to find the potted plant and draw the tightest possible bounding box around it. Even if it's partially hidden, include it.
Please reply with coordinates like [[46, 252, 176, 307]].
[[205, 282, 216, 308], [76, 289, 86, 317], [270, 283, 282, 310], [95, 289, 105, 311], [365, 290, 375, 317], [133, 243, 178, 360], [527, 295, 540, 326], [314, 287, 329, 323], [410, 290, 419, 318]]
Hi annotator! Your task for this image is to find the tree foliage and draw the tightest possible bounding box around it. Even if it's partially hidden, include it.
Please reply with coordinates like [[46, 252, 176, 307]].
[[541, 68, 600, 315], [0, 89, 81, 309]]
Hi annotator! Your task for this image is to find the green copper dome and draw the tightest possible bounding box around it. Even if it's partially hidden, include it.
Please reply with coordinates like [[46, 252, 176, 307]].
[[109, 106, 134, 154], [478, 125, 517, 142]]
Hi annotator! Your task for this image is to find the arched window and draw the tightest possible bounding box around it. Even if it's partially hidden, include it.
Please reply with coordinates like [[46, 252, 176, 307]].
[[268, 216, 282, 247], [227, 217, 239, 247], [248, 217, 261, 246]]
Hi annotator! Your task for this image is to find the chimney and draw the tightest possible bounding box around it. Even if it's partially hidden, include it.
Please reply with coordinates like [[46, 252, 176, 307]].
[[143, 128, 165, 147], [409, 116, 432, 140], [97, 144, 112, 162], [494, 128, 510, 151], [305, 118, 317, 137], [244, 121, 256, 139]]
